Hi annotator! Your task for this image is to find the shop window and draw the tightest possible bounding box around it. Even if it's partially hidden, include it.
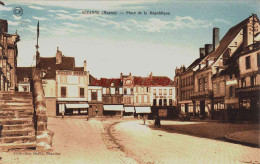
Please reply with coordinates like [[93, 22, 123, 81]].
[[80, 88, 85, 98], [246, 56, 251, 69], [153, 99, 156, 106], [169, 99, 172, 106], [251, 76, 256, 86], [163, 99, 167, 106], [159, 99, 162, 106], [229, 86, 233, 97], [61, 87, 66, 98]]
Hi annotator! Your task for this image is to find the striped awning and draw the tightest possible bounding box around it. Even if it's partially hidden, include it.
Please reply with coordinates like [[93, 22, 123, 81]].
[[66, 104, 89, 109], [135, 107, 151, 113], [103, 105, 124, 111], [124, 107, 135, 113]]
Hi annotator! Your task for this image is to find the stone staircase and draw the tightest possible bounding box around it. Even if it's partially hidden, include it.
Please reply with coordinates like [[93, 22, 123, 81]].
[[0, 91, 36, 150]]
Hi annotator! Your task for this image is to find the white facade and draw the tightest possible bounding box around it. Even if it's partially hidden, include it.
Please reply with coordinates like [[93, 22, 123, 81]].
[[150, 86, 176, 106]]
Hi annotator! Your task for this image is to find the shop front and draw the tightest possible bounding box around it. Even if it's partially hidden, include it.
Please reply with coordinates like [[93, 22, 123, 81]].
[[57, 102, 89, 116], [103, 105, 124, 116], [124, 106, 135, 116]]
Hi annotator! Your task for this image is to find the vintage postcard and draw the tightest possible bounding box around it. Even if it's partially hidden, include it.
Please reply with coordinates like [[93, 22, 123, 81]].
[[0, 0, 259, 163]]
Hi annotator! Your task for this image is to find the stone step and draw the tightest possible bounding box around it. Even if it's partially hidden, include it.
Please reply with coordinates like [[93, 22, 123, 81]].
[[0, 106, 34, 110], [0, 118, 33, 125], [0, 115, 33, 119], [1, 128, 35, 137], [0, 110, 34, 115], [0, 96, 32, 101], [2, 124, 34, 130], [0, 135, 36, 144], [0, 91, 32, 95], [0, 142, 36, 150], [0, 104, 32, 108], [0, 99, 32, 104]]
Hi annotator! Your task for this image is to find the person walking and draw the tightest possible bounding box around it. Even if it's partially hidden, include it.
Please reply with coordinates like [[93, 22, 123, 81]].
[[61, 109, 65, 119], [143, 114, 147, 125]]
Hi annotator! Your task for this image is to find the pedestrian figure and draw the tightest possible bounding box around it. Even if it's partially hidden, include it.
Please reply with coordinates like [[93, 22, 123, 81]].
[[61, 109, 65, 119], [143, 115, 147, 125]]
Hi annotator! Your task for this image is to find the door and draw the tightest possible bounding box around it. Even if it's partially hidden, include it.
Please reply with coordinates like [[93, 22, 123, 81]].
[[200, 101, 205, 115]]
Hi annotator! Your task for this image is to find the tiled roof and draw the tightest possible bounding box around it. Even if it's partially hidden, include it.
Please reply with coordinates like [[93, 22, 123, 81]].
[[17, 67, 33, 82], [133, 76, 175, 86], [37, 56, 75, 79], [204, 15, 257, 62]]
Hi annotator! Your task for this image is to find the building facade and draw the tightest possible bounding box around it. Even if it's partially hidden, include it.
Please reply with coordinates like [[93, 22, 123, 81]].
[[0, 19, 20, 91], [37, 47, 89, 116]]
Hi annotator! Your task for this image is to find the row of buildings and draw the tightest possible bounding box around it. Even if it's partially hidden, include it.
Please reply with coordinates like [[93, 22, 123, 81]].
[[16, 47, 177, 118], [175, 14, 260, 121]]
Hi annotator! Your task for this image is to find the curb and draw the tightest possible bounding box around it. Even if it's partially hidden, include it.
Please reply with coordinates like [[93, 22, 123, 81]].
[[224, 134, 259, 148]]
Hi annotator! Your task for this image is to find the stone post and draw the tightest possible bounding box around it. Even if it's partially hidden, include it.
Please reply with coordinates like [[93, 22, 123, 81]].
[[32, 69, 54, 151]]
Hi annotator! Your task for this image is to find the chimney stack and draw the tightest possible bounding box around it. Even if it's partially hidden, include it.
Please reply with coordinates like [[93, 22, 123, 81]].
[[83, 60, 87, 71], [205, 44, 213, 56], [56, 46, 62, 64], [213, 28, 220, 51], [199, 47, 205, 58]]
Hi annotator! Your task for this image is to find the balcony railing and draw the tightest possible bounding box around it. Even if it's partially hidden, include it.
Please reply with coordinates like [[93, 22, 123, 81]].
[[235, 85, 260, 98], [190, 90, 213, 99]]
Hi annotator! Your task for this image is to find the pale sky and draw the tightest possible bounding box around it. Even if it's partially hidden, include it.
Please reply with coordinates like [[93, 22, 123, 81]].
[[1, 0, 259, 78]]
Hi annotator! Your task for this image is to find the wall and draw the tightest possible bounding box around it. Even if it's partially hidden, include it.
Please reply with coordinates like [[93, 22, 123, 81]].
[[45, 98, 56, 117]]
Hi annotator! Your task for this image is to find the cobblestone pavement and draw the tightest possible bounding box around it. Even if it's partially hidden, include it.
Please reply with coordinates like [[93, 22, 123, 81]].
[[112, 120, 260, 164], [0, 117, 136, 164]]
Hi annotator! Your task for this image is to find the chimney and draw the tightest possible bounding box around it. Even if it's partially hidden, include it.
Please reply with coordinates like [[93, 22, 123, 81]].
[[129, 72, 132, 76], [56, 46, 62, 64], [243, 24, 248, 47], [205, 44, 213, 56], [83, 60, 87, 71], [213, 28, 219, 51], [199, 47, 205, 58]]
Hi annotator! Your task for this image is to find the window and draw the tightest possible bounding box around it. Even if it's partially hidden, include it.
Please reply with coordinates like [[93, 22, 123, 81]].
[[103, 88, 106, 94], [251, 76, 256, 86], [163, 99, 167, 106], [131, 88, 133, 94], [203, 77, 207, 91], [159, 99, 162, 106], [169, 99, 172, 106], [61, 87, 66, 98], [80, 88, 85, 98], [246, 56, 251, 69], [229, 86, 233, 97], [124, 88, 127, 94], [163, 89, 167, 95], [147, 87, 149, 92], [241, 78, 246, 88], [169, 89, 172, 95], [91, 91, 97, 100], [159, 89, 162, 95], [106, 88, 110, 94], [153, 99, 157, 106], [153, 89, 156, 95], [115, 88, 119, 94], [258, 53, 260, 67], [198, 79, 201, 92]]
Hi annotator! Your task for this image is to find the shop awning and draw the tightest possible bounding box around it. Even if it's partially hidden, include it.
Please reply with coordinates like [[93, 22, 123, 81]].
[[66, 104, 89, 109], [103, 105, 124, 111], [135, 107, 151, 113], [124, 107, 135, 113]]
